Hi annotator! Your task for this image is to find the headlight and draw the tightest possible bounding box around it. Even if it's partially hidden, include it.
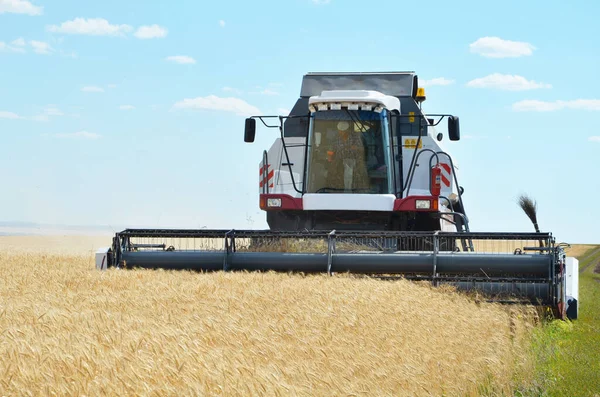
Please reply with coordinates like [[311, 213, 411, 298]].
[[415, 199, 431, 209], [267, 198, 282, 208]]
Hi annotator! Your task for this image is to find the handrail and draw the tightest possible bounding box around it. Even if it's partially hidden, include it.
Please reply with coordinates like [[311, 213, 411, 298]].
[[262, 150, 269, 194]]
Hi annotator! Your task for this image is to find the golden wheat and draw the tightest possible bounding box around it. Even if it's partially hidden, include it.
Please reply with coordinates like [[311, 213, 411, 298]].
[[0, 237, 536, 396], [564, 244, 596, 258]]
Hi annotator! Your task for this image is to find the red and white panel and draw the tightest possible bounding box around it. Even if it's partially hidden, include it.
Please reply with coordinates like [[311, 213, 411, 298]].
[[259, 163, 274, 189], [440, 162, 452, 188]]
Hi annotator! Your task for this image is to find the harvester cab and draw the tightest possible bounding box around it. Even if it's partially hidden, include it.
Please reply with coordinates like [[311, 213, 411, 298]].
[[245, 72, 467, 234], [99, 71, 580, 321]]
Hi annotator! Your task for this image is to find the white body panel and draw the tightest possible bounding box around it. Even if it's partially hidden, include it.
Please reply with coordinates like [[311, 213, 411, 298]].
[[439, 207, 458, 232], [565, 256, 579, 319], [566, 257, 579, 301], [260, 137, 305, 198], [303, 193, 396, 211], [95, 247, 110, 270], [400, 115, 461, 233], [401, 119, 459, 198]]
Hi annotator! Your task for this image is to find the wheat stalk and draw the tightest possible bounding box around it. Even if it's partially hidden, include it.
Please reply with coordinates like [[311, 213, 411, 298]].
[[518, 194, 545, 247]]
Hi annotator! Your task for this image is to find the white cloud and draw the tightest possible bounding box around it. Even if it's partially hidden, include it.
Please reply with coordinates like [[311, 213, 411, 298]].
[[59, 50, 77, 59], [173, 95, 261, 117], [33, 106, 64, 121], [29, 40, 52, 54], [0, 110, 23, 119], [53, 131, 101, 139], [589, 136, 600, 143], [166, 55, 196, 64], [466, 73, 551, 91], [0, 41, 25, 53], [44, 107, 64, 116], [469, 37, 535, 58], [11, 37, 26, 46], [312, 0, 331, 4], [47, 18, 133, 36], [219, 20, 225, 27], [513, 99, 600, 112], [277, 108, 290, 115], [419, 77, 455, 87], [119, 105, 135, 110], [0, 0, 42, 15], [249, 86, 279, 95], [562, 100, 600, 110], [81, 86, 105, 93], [1, 38, 54, 54], [512, 100, 562, 112], [260, 89, 279, 96], [222, 87, 242, 95], [134, 24, 168, 39]]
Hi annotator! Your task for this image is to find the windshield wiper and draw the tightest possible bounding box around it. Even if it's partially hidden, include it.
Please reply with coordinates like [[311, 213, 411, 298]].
[[344, 109, 382, 135], [345, 109, 367, 133]]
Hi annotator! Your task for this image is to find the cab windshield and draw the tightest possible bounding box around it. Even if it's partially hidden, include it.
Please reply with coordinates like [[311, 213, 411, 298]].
[[306, 109, 392, 194]]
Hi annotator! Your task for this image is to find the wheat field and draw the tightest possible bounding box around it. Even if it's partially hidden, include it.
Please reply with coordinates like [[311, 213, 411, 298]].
[[0, 236, 539, 396]]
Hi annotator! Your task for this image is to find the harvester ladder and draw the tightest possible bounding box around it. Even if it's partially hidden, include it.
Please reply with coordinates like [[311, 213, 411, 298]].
[[404, 149, 474, 251], [262, 150, 269, 194]]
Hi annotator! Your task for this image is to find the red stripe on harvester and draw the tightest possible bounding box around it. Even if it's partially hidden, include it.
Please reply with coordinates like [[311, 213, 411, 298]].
[[441, 175, 450, 187], [259, 170, 275, 188], [259, 164, 271, 175]]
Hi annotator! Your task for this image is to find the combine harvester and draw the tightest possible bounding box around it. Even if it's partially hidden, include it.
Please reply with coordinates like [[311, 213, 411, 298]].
[[97, 72, 579, 320]]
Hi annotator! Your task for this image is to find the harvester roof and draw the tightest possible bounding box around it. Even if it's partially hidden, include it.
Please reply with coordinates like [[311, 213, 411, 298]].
[[301, 72, 416, 98]]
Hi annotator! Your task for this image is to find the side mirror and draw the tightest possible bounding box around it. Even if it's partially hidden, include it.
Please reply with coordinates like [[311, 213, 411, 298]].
[[244, 118, 256, 143], [448, 116, 460, 141]]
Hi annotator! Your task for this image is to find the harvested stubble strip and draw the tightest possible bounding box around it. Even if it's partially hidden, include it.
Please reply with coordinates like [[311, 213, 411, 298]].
[[0, 250, 536, 396], [244, 238, 378, 253]]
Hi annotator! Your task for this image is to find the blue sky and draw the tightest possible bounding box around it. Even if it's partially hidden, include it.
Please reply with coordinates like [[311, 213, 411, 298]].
[[1, 0, 598, 243]]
